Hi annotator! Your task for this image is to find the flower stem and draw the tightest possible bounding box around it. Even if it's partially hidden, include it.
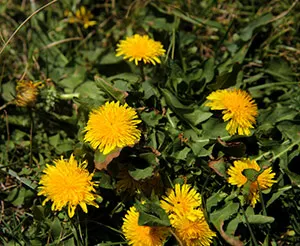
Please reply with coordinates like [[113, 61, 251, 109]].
[[139, 63, 145, 82], [240, 204, 258, 246], [169, 228, 183, 246], [59, 93, 80, 100], [0, 101, 14, 111]]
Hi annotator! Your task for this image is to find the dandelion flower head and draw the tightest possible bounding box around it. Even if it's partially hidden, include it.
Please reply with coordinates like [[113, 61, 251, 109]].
[[160, 184, 202, 223], [206, 88, 258, 136], [227, 158, 276, 207], [116, 34, 166, 65], [122, 206, 168, 246], [174, 214, 216, 246], [15, 80, 42, 107], [38, 154, 99, 218], [84, 101, 141, 155], [66, 6, 96, 29]]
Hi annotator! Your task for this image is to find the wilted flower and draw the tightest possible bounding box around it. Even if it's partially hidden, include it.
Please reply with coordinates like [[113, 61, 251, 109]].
[[38, 154, 99, 218], [15, 80, 42, 107], [206, 88, 258, 136], [116, 34, 165, 65], [65, 6, 96, 29]]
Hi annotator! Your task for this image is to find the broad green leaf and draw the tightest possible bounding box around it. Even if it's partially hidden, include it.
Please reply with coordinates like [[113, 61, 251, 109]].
[[161, 88, 190, 110], [266, 186, 292, 208], [95, 76, 127, 104], [75, 81, 104, 99], [136, 201, 171, 227], [206, 191, 228, 212], [210, 202, 240, 232], [139, 152, 159, 166], [32, 205, 45, 221], [209, 64, 241, 90], [57, 66, 86, 91], [202, 58, 215, 83], [264, 59, 296, 82], [109, 73, 140, 85], [1, 81, 15, 101], [94, 172, 114, 189], [51, 217, 62, 239], [245, 215, 275, 224], [128, 166, 154, 181], [141, 111, 163, 126], [240, 13, 273, 41], [99, 51, 123, 64]]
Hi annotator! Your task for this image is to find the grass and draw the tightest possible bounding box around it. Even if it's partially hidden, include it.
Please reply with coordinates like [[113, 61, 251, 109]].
[[1, 0, 300, 245]]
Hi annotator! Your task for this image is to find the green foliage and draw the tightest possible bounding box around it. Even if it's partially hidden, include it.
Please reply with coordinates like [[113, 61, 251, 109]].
[[1, 0, 300, 245]]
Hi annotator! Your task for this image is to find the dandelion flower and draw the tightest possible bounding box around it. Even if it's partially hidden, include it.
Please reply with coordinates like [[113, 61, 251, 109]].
[[227, 158, 276, 207], [66, 6, 96, 29], [84, 101, 141, 155], [174, 214, 216, 246], [206, 89, 258, 136], [160, 184, 202, 224], [15, 80, 42, 107], [38, 154, 99, 218], [122, 206, 169, 246], [116, 34, 166, 65]]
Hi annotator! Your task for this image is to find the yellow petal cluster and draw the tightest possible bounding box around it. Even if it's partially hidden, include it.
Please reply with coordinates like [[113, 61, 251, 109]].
[[161, 184, 216, 246], [227, 158, 276, 207], [116, 34, 166, 65], [84, 101, 141, 155], [122, 206, 169, 246], [66, 6, 96, 29], [206, 88, 258, 136], [38, 154, 99, 218]]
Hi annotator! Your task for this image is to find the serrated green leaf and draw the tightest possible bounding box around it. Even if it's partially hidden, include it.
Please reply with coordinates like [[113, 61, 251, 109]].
[[136, 201, 170, 227], [240, 13, 273, 41], [95, 76, 127, 104]]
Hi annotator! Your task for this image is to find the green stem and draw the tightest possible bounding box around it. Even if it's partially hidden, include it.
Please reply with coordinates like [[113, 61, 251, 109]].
[[0, 101, 14, 111], [169, 228, 183, 246], [240, 205, 259, 246], [59, 93, 80, 100], [139, 63, 145, 82]]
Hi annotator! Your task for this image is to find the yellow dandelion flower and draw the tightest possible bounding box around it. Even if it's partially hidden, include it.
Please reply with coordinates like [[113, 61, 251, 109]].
[[227, 158, 276, 207], [160, 184, 202, 224], [66, 6, 96, 29], [84, 101, 141, 155], [116, 34, 166, 65], [15, 80, 42, 107], [122, 206, 169, 246], [38, 154, 99, 218], [206, 88, 258, 136], [174, 214, 216, 246]]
